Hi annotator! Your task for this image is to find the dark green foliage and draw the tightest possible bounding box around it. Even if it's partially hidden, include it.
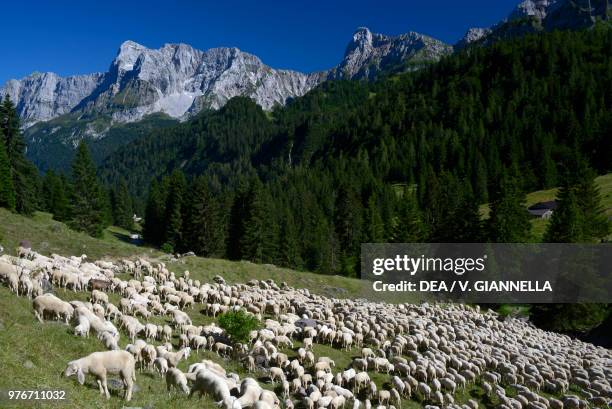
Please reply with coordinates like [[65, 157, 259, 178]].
[[41, 170, 70, 221], [391, 188, 428, 243], [531, 304, 610, 333], [217, 310, 261, 344], [108, 29, 610, 275], [278, 207, 302, 269], [545, 156, 610, 243], [488, 174, 532, 242], [240, 179, 279, 264], [111, 179, 134, 230], [143, 179, 167, 246], [182, 176, 224, 257], [0, 96, 39, 214], [163, 170, 187, 251], [69, 142, 108, 237], [0, 140, 16, 210]]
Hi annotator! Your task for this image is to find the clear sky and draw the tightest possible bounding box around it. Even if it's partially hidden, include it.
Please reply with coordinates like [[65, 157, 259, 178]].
[[1, 0, 519, 84]]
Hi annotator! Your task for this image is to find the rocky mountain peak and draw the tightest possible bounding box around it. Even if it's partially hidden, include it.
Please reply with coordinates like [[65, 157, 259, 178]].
[[333, 27, 452, 80], [455, 27, 493, 50], [508, 0, 556, 21], [115, 40, 147, 71], [349, 27, 374, 50]]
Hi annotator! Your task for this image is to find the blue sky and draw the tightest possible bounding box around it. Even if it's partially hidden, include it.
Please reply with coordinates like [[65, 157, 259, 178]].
[[2, 0, 518, 83]]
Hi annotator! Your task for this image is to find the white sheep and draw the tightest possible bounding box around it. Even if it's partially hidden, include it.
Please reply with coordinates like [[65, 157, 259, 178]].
[[74, 314, 91, 338], [166, 367, 190, 394], [162, 347, 191, 368], [154, 357, 169, 375], [64, 350, 136, 401], [33, 294, 74, 323]]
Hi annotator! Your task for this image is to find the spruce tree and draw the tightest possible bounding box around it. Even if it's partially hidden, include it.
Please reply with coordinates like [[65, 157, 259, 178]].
[[391, 188, 428, 242], [69, 142, 107, 237], [365, 195, 385, 242], [545, 156, 609, 243], [183, 176, 223, 257], [163, 170, 187, 252], [240, 179, 279, 264], [0, 95, 38, 214], [226, 185, 250, 260], [278, 206, 302, 268], [574, 163, 610, 241], [143, 179, 166, 245], [0, 140, 16, 210], [42, 170, 70, 221], [488, 174, 532, 242], [112, 179, 134, 230]]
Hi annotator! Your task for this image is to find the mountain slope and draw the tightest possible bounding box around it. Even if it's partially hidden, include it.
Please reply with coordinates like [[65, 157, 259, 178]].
[[328, 27, 452, 79], [2, 41, 326, 127], [2, 27, 450, 171], [0, 72, 104, 127], [457, 0, 611, 48], [100, 28, 611, 207]]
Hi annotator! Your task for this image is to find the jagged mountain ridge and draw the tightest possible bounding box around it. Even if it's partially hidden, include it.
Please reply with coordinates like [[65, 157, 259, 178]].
[[457, 0, 610, 48], [2, 42, 326, 128], [328, 27, 452, 80], [1, 27, 449, 129]]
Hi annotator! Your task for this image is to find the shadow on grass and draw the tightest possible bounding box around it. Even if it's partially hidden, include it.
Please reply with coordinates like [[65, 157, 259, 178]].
[[111, 231, 142, 246]]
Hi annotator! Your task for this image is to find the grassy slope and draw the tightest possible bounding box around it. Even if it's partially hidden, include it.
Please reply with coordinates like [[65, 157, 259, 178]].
[[480, 173, 612, 240], [0, 210, 365, 408], [0, 183, 604, 408], [0, 210, 362, 298]]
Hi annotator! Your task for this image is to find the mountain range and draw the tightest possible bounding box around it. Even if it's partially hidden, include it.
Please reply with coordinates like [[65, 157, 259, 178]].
[[1, 0, 609, 171]]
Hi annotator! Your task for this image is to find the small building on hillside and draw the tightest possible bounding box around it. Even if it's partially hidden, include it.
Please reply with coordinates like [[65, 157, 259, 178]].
[[527, 200, 557, 219]]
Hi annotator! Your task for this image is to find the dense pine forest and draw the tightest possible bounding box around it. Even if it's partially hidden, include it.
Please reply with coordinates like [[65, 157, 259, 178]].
[[95, 28, 612, 275], [0, 27, 610, 334]]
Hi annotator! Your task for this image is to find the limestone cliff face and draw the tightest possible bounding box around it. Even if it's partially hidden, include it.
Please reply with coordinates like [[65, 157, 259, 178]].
[[0, 71, 104, 127], [330, 27, 452, 80], [1, 27, 450, 129], [457, 0, 610, 49]]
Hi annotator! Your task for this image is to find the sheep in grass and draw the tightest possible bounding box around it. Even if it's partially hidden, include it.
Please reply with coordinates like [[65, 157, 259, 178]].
[[33, 294, 74, 324], [154, 357, 169, 376], [74, 314, 91, 338], [166, 367, 190, 395], [63, 351, 136, 401]]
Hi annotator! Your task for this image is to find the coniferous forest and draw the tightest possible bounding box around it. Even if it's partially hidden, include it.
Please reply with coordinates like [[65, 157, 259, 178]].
[[96, 29, 611, 275], [0, 28, 610, 332]]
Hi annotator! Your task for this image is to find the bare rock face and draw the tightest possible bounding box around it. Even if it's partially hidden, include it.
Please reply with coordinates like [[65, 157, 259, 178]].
[[508, 0, 555, 20], [75, 41, 326, 122], [1, 28, 450, 130], [454, 28, 492, 50], [457, 0, 609, 49], [330, 27, 452, 80], [1, 41, 326, 128], [0, 72, 104, 127]]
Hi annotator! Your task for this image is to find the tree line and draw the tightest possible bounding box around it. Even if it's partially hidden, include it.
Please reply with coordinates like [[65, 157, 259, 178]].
[[0, 95, 135, 236], [0, 28, 610, 334]]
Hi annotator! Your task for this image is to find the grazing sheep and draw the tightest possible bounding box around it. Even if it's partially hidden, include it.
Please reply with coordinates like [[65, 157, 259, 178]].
[[98, 331, 119, 350], [417, 383, 431, 401], [33, 294, 74, 323], [154, 357, 169, 375], [64, 350, 136, 401], [74, 314, 91, 338], [166, 367, 190, 394], [162, 347, 191, 368], [91, 289, 109, 305], [270, 367, 286, 383]]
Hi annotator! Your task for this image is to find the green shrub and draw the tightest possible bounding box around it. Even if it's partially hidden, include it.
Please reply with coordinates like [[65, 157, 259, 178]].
[[217, 309, 261, 344], [530, 303, 610, 333], [160, 242, 174, 254]]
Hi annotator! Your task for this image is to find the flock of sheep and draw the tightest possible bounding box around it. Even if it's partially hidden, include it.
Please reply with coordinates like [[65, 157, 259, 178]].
[[0, 246, 610, 409]]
